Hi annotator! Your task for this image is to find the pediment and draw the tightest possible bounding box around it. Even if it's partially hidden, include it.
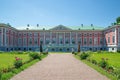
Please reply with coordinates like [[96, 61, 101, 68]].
[[49, 25, 72, 30]]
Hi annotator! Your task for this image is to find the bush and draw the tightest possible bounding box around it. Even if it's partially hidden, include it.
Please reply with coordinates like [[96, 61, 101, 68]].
[[72, 52, 78, 55], [106, 66, 114, 73], [117, 50, 120, 53], [14, 57, 23, 68], [91, 59, 97, 65], [1, 72, 14, 80], [117, 75, 120, 80], [29, 52, 41, 60], [99, 58, 108, 69], [42, 52, 48, 55], [86, 58, 91, 62], [72, 51, 74, 54], [80, 52, 89, 60], [114, 69, 120, 80], [17, 51, 24, 54]]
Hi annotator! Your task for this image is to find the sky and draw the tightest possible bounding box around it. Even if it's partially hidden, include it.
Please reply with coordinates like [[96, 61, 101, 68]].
[[0, 0, 120, 28]]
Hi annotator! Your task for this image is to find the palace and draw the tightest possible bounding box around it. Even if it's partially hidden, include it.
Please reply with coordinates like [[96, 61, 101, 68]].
[[0, 23, 120, 52]]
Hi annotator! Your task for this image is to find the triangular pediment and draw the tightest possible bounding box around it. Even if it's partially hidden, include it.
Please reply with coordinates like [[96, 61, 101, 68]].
[[49, 25, 72, 30]]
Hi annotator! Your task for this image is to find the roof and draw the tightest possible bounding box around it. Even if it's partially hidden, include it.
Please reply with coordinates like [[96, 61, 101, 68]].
[[16, 24, 104, 31]]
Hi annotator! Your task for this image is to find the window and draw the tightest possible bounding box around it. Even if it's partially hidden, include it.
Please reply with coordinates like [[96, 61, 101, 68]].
[[108, 37, 110, 43], [52, 38, 56, 44], [18, 38, 22, 45], [84, 34, 87, 36], [34, 39, 38, 45], [78, 38, 81, 44], [40, 39, 43, 44], [112, 48, 114, 50], [34, 33, 38, 37], [65, 40, 69, 44], [89, 38, 92, 44], [94, 38, 97, 45], [72, 38, 75, 44], [67, 48, 69, 51], [100, 38, 103, 44], [52, 48, 55, 51], [84, 38, 87, 45], [112, 36, 115, 43], [28, 33, 32, 37], [29, 38, 32, 45], [46, 40, 49, 44], [23, 38, 26, 45]]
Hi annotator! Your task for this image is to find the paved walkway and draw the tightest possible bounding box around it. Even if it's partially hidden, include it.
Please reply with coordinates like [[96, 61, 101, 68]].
[[11, 54, 109, 80]]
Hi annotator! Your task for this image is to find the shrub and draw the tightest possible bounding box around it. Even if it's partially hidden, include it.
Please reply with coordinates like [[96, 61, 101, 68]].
[[91, 59, 97, 65], [1, 72, 13, 80], [97, 50, 102, 53], [117, 50, 120, 53], [17, 51, 23, 54], [86, 58, 91, 62], [72, 51, 74, 54], [80, 52, 89, 60], [2, 68, 8, 73], [72, 52, 78, 55], [42, 52, 48, 55], [106, 66, 114, 73], [29, 52, 41, 60], [14, 57, 23, 68], [117, 75, 120, 80], [99, 58, 108, 69], [114, 69, 120, 80]]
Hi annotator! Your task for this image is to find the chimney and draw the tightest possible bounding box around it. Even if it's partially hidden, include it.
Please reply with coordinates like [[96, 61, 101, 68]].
[[27, 24, 30, 27], [81, 24, 83, 27], [37, 24, 39, 27], [91, 24, 93, 27]]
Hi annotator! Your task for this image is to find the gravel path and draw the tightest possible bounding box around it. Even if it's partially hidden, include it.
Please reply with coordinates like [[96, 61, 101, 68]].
[[11, 53, 109, 80]]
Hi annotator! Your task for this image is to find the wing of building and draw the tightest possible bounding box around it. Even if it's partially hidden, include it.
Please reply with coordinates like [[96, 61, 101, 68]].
[[0, 23, 120, 52]]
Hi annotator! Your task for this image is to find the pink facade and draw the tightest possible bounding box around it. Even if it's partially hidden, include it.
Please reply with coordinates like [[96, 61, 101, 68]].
[[0, 24, 120, 52]]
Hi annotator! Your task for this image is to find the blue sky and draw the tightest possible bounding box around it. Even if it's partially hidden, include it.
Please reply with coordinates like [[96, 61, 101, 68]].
[[0, 0, 120, 28]]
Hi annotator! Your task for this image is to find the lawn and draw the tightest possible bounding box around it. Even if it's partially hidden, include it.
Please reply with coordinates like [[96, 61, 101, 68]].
[[89, 53, 120, 69], [0, 53, 30, 69]]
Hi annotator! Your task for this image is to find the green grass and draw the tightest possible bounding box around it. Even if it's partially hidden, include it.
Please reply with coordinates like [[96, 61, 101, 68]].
[[89, 53, 120, 69], [1, 59, 39, 80], [74, 55, 117, 80], [0, 53, 48, 80], [0, 53, 30, 69], [49, 52, 71, 54]]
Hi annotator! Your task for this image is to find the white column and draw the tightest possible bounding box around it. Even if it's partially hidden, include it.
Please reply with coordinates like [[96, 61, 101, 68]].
[[1, 28, 3, 46], [64, 32, 65, 45], [76, 32, 78, 44], [115, 28, 117, 45], [70, 32, 71, 44], [4, 28, 6, 46], [50, 31, 52, 43]]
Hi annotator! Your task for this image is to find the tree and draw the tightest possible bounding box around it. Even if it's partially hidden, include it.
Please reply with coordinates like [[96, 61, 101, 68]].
[[78, 43, 80, 52], [40, 43, 43, 53], [116, 17, 120, 24]]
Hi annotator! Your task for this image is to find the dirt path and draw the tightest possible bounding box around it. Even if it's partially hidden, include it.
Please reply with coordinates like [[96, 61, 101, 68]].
[[11, 54, 109, 80]]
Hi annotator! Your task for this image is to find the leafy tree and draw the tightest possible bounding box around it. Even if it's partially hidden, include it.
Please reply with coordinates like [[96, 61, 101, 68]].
[[78, 43, 80, 52], [40, 43, 43, 53], [116, 17, 120, 24]]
